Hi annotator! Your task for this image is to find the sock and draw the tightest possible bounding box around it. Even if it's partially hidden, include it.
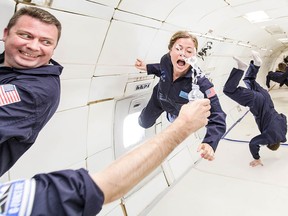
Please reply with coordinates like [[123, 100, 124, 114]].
[[233, 56, 248, 71], [251, 50, 262, 66]]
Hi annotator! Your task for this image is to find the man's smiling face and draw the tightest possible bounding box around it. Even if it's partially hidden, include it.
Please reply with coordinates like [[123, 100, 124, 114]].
[[3, 15, 58, 69]]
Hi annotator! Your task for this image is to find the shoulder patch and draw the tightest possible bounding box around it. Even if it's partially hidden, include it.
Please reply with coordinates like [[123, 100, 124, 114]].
[[205, 87, 216, 98], [0, 179, 36, 216], [0, 84, 21, 107]]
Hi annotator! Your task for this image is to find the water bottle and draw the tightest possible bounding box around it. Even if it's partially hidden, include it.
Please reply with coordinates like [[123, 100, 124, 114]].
[[188, 84, 204, 101], [188, 84, 206, 139]]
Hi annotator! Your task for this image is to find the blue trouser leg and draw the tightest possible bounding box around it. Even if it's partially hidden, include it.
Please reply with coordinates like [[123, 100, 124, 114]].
[[243, 62, 260, 90]]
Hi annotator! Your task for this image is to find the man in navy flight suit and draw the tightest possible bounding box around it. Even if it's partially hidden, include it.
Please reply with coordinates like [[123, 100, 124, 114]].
[[0, 7, 63, 176], [223, 51, 287, 167], [266, 62, 288, 88]]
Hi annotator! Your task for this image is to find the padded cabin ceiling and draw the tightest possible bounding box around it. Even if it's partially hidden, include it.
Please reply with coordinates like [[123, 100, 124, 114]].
[[89, 0, 288, 53]]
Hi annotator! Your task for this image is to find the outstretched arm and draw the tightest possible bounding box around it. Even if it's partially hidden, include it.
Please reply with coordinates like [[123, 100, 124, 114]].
[[91, 99, 211, 204]]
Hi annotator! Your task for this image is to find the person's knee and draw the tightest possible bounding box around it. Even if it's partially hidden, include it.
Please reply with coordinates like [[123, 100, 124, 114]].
[[223, 86, 233, 96], [138, 116, 154, 129]]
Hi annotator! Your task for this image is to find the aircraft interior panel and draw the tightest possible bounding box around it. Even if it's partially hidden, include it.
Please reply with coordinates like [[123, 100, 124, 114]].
[[124, 78, 154, 97], [9, 106, 89, 179], [86, 148, 125, 216], [159, 119, 205, 183], [166, 145, 195, 180], [113, 93, 155, 159], [123, 171, 168, 216], [49, 10, 110, 65], [211, 74, 228, 96], [96, 202, 124, 216], [95, 65, 137, 76], [117, 0, 184, 21], [165, 1, 229, 30], [143, 30, 175, 62], [57, 78, 91, 111], [87, 100, 115, 156], [113, 9, 163, 29], [0, 0, 14, 51], [59, 63, 95, 80], [52, 0, 115, 20], [95, 20, 160, 72], [88, 75, 128, 102], [86, 148, 114, 174], [88, 0, 120, 8]]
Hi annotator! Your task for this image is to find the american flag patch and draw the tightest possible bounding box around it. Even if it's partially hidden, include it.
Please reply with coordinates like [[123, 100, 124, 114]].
[[205, 87, 216, 98], [0, 84, 21, 107]]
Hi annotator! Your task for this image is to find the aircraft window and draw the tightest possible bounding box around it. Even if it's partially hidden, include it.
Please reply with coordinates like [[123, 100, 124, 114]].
[[123, 112, 145, 148]]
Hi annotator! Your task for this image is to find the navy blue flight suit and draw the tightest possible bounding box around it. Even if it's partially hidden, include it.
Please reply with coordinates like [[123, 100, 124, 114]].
[[31, 169, 104, 215], [139, 53, 226, 151], [266, 69, 288, 88], [0, 169, 105, 215], [0, 52, 63, 176], [223, 62, 287, 159]]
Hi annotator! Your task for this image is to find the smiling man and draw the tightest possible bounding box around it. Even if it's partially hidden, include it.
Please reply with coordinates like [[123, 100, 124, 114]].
[[0, 7, 63, 176]]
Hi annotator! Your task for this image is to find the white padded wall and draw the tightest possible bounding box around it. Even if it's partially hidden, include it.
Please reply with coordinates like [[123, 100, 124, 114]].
[[95, 14, 161, 76], [118, 0, 184, 21], [9, 107, 89, 179], [58, 79, 91, 111], [87, 100, 115, 156], [0, 0, 15, 53], [88, 0, 120, 8], [52, 0, 114, 20], [89, 75, 128, 101]]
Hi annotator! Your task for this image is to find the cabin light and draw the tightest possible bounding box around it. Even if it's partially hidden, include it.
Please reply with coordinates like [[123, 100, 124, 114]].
[[237, 42, 252, 48], [189, 32, 202, 37], [243, 11, 271, 23], [25, 0, 53, 7], [189, 31, 225, 42], [201, 34, 225, 42], [260, 48, 273, 52], [278, 38, 288, 43]]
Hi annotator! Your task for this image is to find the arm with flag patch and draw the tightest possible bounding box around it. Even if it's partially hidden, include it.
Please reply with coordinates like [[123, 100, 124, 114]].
[[0, 82, 36, 176], [199, 77, 227, 152], [0, 71, 60, 176]]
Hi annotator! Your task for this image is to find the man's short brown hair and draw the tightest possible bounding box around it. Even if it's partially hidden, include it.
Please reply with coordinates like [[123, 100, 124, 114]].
[[6, 7, 62, 43], [267, 142, 280, 151]]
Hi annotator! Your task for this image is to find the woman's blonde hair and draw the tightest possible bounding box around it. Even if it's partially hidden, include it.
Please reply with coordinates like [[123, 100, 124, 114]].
[[168, 31, 198, 51]]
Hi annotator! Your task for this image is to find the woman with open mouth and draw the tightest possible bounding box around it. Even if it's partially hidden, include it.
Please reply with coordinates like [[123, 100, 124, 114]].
[[135, 30, 226, 161]]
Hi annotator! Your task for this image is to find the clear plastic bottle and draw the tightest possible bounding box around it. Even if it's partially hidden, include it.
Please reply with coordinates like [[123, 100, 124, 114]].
[[188, 84, 204, 101]]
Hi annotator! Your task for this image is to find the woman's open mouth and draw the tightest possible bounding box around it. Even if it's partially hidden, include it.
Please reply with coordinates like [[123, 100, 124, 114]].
[[177, 59, 186, 67]]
